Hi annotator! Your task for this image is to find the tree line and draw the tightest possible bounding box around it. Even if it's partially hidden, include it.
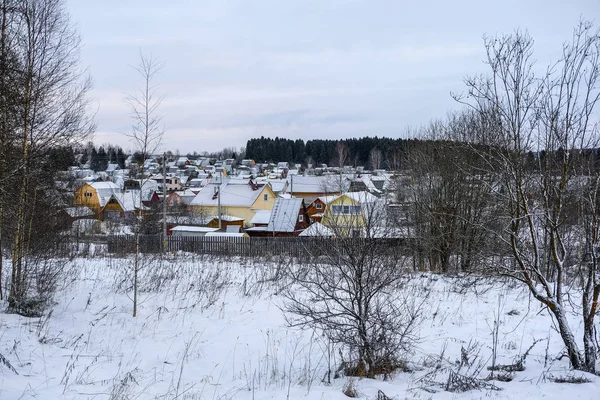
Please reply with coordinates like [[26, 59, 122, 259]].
[[245, 136, 414, 169]]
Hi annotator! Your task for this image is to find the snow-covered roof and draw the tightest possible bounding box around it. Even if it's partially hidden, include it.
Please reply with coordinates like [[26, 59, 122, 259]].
[[267, 198, 303, 233], [288, 175, 339, 193], [299, 222, 334, 237], [344, 191, 379, 204], [354, 175, 382, 194], [174, 189, 197, 205], [205, 232, 249, 238], [110, 190, 150, 212], [171, 226, 218, 233], [317, 191, 378, 206], [90, 182, 121, 207], [269, 180, 288, 193], [245, 226, 268, 232], [316, 195, 339, 205], [250, 210, 271, 225], [190, 180, 269, 208], [64, 206, 95, 218]]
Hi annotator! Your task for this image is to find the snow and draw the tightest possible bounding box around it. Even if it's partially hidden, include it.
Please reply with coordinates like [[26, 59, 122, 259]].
[[250, 210, 271, 225], [299, 222, 334, 236], [170, 226, 219, 233], [267, 198, 303, 232], [0, 256, 598, 399]]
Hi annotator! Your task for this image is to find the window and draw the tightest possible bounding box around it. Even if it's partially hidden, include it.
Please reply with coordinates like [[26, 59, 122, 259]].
[[316, 203, 323, 210], [331, 204, 361, 215], [84, 192, 92, 198], [263, 194, 268, 201], [299, 214, 304, 222]]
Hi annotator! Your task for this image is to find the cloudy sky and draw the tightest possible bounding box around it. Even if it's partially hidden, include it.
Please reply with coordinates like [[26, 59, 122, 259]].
[[66, 0, 598, 153]]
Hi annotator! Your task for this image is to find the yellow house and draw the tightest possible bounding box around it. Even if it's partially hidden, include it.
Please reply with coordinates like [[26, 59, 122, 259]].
[[73, 181, 121, 214], [321, 191, 380, 236], [190, 180, 276, 226]]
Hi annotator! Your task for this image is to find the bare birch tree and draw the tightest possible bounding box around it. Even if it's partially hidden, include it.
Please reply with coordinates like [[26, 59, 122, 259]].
[[125, 51, 164, 317], [4, 0, 93, 314], [456, 21, 600, 372]]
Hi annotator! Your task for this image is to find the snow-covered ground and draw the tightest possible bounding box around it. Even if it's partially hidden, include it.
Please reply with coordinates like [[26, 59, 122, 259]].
[[0, 254, 598, 399]]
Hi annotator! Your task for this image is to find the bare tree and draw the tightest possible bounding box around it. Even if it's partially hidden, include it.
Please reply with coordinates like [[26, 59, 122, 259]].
[[333, 141, 350, 169], [369, 147, 383, 171], [4, 0, 93, 314], [405, 113, 497, 273], [284, 194, 423, 378], [125, 51, 165, 317], [456, 21, 600, 372]]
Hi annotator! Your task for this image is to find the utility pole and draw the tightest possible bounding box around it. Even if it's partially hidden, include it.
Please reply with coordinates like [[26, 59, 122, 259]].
[[162, 153, 167, 252], [290, 173, 293, 197], [217, 169, 222, 230]]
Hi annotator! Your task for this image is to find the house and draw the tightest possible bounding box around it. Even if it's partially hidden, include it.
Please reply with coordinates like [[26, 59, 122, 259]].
[[348, 175, 383, 196], [306, 196, 334, 223], [190, 179, 276, 225], [205, 214, 245, 231], [246, 198, 309, 237], [167, 189, 197, 208], [321, 191, 380, 236], [101, 189, 151, 221], [105, 163, 121, 177], [266, 198, 309, 236], [121, 179, 160, 207], [151, 174, 182, 192], [176, 157, 190, 168], [266, 179, 288, 196], [73, 181, 121, 213]]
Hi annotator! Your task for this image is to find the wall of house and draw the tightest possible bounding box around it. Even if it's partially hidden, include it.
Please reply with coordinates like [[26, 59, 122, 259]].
[[250, 186, 277, 213], [73, 184, 101, 212], [321, 196, 366, 234]]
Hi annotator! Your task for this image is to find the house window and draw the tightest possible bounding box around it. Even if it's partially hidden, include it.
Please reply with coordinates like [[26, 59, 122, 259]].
[[331, 204, 361, 215], [263, 194, 268, 201], [316, 203, 323, 210], [85, 192, 92, 198], [299, 215, 304, 222]]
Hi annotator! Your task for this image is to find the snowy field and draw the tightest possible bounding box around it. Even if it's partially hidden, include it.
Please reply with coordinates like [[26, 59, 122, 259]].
[[0, 254, 598, 399]]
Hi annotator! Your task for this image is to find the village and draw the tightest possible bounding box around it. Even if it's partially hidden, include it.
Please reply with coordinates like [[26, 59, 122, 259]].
[[67, 154, 401, 242]]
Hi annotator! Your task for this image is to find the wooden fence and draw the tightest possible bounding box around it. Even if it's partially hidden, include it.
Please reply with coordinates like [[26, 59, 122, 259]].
[[106, 234, 414, 258]]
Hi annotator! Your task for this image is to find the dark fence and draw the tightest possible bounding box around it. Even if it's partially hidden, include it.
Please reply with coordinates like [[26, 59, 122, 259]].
[[106, 234, 414, 258]]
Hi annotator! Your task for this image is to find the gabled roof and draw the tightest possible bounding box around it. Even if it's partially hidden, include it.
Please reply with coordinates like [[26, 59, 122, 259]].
[[267, 198, 303, 233], [318, 191, 379, 206], [268, 180, 288, 193], [299, 222, 334, 237], [190, 180, 270, 208], [109, 190, 150, 212], [343, 191, 379, 204], [172, 189, 197, 205], [89, 181, 121, 207]]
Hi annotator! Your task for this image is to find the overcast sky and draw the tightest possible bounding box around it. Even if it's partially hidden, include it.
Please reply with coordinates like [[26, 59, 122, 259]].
[[66, 0, 599, 153]]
